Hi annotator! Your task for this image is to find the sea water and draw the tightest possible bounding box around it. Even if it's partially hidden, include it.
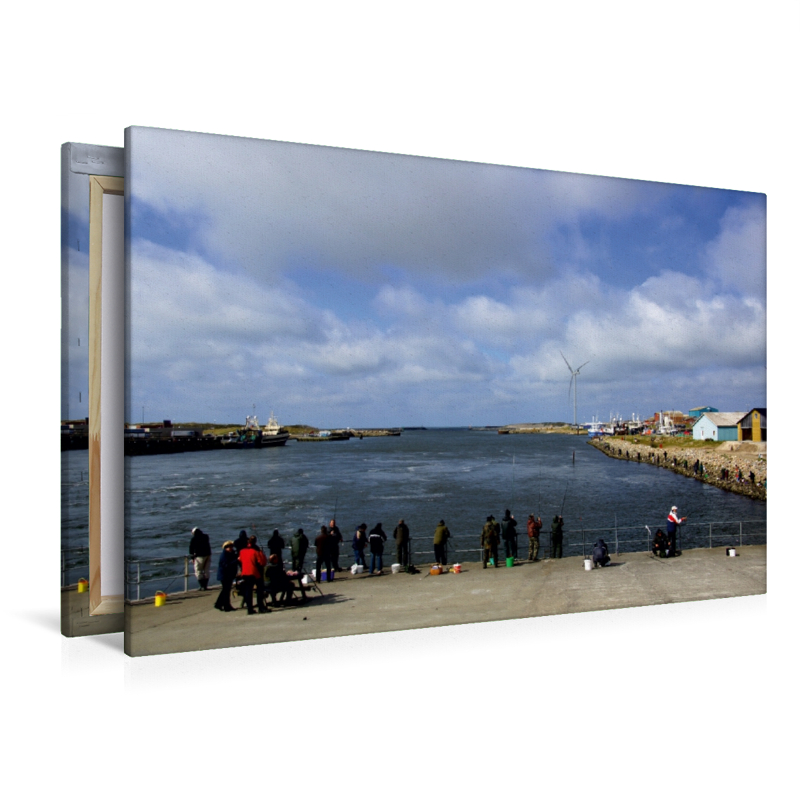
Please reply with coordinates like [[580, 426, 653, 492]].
[[62, 430, 767, 593]]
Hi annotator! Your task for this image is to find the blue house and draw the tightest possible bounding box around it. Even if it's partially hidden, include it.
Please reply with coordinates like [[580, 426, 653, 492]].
[[688, 406, 719, 418], [692, 412, 745, 441]]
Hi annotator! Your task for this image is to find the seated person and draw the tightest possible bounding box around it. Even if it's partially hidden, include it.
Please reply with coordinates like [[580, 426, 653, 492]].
[[592, 538, 611, 568], [264, 554, 297, 606], [652, 529, 668, 558]]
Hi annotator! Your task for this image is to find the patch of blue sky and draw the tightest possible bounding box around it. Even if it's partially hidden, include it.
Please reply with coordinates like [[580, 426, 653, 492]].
[[129, 197, 216, 264], [284, 263, 379, 321], [550, 187, 763, 292], [61, 209, 88, 251]]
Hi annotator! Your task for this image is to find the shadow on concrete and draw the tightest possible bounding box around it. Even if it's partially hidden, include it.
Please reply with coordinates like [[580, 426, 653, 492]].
[[301, 591, 350, 607]]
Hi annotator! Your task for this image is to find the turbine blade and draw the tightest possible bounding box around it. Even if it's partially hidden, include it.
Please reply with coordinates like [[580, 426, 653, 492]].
[[577, 360, 590, 372], [560, 350, 573, 372]]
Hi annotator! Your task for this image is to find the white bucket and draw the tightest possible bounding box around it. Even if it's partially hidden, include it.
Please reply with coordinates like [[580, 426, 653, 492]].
[[355, 565, 365, 574], [391, 563, 401, 574], [584, 558, 593, 571], [727, 547, 737, 557]]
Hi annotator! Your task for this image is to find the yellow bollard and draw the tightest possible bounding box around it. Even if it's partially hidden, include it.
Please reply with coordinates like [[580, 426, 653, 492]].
[[77, 579, 88, 593], [154, 591, 167, 607]]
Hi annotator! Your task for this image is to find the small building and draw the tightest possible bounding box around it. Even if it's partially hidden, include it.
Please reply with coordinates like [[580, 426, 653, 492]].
[[692, 412, 746, 441], [124, 420, 173, 438], [738, 408, 766, 442], [687, 406, 719, 418]]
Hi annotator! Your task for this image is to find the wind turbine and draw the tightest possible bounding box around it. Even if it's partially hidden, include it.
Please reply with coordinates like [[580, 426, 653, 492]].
[[560, 351, 590, 433]]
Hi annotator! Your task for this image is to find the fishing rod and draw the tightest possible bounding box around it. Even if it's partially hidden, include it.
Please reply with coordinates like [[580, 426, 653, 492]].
[[511, 454, 516, 509]]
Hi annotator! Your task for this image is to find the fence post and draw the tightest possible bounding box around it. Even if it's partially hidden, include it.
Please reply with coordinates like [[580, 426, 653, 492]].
[[184, 556, 189, 593], [615, 523, 619, 556], [739, 521, 743, 548], [709, 523, 713, 549], [137, 562, 141, 602]]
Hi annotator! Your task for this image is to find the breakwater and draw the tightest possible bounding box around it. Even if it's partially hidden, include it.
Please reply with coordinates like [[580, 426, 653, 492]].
[[588, 437, 766, 501]]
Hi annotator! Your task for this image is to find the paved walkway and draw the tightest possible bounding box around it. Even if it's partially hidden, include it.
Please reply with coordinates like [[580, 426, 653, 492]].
[[121, 545, 766, 656]]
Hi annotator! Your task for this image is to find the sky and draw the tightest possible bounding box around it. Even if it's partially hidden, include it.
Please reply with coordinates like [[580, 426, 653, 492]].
[[125, 126, 766, 428]]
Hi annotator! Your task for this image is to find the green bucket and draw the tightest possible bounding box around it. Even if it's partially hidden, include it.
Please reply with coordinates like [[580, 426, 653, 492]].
[[506, 557, 514, 567]]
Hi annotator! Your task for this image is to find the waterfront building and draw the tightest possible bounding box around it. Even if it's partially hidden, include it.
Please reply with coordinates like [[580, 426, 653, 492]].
[[692, 412, 746, 441], [738, 408, 767, 442]]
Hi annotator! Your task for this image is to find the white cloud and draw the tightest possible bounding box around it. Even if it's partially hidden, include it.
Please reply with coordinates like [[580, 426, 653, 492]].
[[704, 200, 766, 297]]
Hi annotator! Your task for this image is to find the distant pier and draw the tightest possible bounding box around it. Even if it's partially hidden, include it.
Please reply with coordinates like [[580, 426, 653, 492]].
[[589, 437, 766, 501]]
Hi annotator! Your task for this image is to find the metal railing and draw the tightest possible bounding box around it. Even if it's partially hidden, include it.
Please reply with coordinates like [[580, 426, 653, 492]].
[[118, 518, 766, 599]]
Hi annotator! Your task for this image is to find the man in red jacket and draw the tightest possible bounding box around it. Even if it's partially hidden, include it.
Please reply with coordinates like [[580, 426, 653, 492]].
[[527, 514, 542, 561], [239, 537, 268, 614]]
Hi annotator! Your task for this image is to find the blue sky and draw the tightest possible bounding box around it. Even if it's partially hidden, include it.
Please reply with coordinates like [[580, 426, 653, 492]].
[[125, 126, 766, 428]]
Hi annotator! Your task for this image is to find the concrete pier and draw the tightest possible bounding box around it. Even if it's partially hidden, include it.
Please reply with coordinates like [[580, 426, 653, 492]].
[[122, 545, 766, 657]]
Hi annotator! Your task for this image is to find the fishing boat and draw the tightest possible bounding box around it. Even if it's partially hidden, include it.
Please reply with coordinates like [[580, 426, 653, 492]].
[[261, 412, 291, 446], [221, 413, 290, 448]]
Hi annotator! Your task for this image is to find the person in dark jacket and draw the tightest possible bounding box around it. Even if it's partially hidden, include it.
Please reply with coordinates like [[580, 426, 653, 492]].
[[267, 529, 285, 567], [290, 528, 309, 572], [328, 519, 343, 572], [214, 541, 239, 611], [652, 529, 668, 558], [234, 529, 250, 555], [500, 510, 518, 560], [592, 538, 610, 568], [264, 554, 297, 606], [315, 525, 333, 581], [394, 518, 410, 567], [353, 523, 368, 567], [433, 520, 451, 565], [189, 527, 212, 590], [551, 516, 564, 559], [368, 523, 388, 575]]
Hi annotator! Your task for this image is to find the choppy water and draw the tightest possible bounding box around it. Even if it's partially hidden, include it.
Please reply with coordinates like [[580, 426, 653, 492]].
[[62, 430, 766, 593]]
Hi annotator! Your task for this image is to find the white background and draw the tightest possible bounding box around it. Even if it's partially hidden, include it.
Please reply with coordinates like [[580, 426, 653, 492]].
[[2, 2, 795, 798]]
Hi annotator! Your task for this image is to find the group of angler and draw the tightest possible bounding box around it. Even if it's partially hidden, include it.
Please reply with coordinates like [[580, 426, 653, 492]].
[[185, 504, 688, 612], [190, 526, 318, 614], [188, 519, 410, 614], [479, 510, 565, 568]]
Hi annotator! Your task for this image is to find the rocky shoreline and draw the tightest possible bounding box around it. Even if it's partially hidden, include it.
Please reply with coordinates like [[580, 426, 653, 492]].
[[588, 437, 767, 501]]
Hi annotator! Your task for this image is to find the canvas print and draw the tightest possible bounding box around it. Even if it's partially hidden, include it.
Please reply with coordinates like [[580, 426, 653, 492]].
[[61, 142, 124, 635], [123, 126, 766, 657]]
